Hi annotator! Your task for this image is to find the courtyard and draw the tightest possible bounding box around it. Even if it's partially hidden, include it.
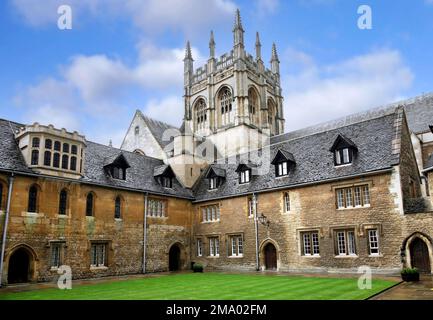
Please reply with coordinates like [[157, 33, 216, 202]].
[[0, 272, 398, 300]]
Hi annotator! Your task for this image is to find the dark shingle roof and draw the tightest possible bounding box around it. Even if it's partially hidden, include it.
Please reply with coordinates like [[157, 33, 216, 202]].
[[138, 111, 178, 148], [272, 93, 433, 145], [0, 120, 33, 173], [0, 119, 193, 198], [193, 110, 401, 202]]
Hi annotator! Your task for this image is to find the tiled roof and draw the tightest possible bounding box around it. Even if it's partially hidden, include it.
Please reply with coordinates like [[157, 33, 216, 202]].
[[137, 111, 178, 149], [0, 119, 193, 199], [192, 110, 401, 202], [271, 93, 433, 145]]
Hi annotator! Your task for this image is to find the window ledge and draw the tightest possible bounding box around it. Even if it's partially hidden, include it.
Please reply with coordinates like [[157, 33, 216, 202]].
[[368, 254, 382, 258], [90, 266, 108, 271], [201, 220, 220, 224], [334, 163, 353, 168], [334, 255, 358, 259], [57, 215, 70, 219], [228, 255, 244, 258], [337, 205, 371, 211], [50, 266, 60, 272], [147, 216, 167, 219], [207, 255, 220, 258], [21, 212, 44, 217], [114, 218, 123, 222], [302, 255, 321, 258], [86, 216, 95, 220], [208, 188, 219, 192], [275, 175, 289, 179]]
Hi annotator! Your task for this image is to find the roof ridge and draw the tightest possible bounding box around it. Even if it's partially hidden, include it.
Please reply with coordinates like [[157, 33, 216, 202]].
[[139, 112, 178, 129]]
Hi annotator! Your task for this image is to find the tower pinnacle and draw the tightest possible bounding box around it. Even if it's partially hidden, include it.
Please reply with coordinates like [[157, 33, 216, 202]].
[[209, 31, 216, 58], [255, 32, 262, 61]]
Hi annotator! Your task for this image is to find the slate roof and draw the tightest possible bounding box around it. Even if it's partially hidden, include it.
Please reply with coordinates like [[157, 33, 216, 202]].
[[137, 111, 178, 149], [0, 119, 193, 199], [271, 93, 433, 145], [192, 110, 401, 202]]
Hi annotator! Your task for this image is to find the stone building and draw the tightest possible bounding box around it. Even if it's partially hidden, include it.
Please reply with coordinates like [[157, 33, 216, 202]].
[[1, 10, 433, 285]]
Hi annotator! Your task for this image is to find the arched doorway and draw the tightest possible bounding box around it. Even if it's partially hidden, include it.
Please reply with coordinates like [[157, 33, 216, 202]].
[[8, 248, 31, 284], [410, 238, 431, 273], [264, 243, 277, 270], [169, 244, 181, 271]]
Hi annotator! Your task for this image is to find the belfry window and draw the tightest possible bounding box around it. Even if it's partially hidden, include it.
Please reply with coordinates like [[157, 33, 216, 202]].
[[53, 153, 60, 168], [195, 99, 207, 131], [44, 151, 51, 166], [45, 139, 52, 149], [219, 87, 233, 126]]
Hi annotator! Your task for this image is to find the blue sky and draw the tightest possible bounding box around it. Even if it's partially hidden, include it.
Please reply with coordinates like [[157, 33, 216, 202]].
[[0, 0, 432, 146]]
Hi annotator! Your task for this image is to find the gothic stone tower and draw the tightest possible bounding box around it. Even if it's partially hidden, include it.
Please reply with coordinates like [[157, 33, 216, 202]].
[[182, 9, 285, 158]]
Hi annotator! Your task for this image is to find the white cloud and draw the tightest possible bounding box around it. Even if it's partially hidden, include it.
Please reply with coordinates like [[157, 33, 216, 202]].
[[14, 78, 81, 130], [143, 96, 184, 127], [255, 0, 279, 14], [10, 0, 236, 35], [12, 41, 200, 145], [281, 48, 414, 132]]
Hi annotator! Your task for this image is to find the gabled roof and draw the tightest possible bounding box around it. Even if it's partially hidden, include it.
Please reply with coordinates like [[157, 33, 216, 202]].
[[193, 109, 402, 202], [153, 164, 175, 177], [235, 160, 260, 172], [329, 134, 358, 152], [271, 92, 433, 144], [270, 149, 296, 165], [137, 111, 178, 149], [0, 119, 193, 199], [104, 153, 131, 168], [205, 166, 226, 178]]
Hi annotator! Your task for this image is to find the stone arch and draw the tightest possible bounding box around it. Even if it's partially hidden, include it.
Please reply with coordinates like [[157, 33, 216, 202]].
[[167, 241, 187, 271], [259, 238, 280, 271], [192, 97, 208, 132], [26, 183, 42, 213], [5, 244, 38, 284], [215, 85, 234, 128], [403, 232, 433, 274], [247, 86, 260, 126], [267, 98, 277, 135]]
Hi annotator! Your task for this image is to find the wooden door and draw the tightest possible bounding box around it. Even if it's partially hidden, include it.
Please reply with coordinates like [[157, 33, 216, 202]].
[[264, 243, 277, 270], [410, 238, 431, 273]]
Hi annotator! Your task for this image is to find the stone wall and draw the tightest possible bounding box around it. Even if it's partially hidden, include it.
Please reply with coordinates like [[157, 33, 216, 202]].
[[0, 173, 191, 284], [192, 172, 407, 274]]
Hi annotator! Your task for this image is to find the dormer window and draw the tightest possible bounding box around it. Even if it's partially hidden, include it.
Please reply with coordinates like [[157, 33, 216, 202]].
[[161, 176, 172, 188], [104, 153, 130, 181], [239, 169, 251, 184], [330, 134, 357, 167], [154, 164, 176, 189], [209, 177, 218, 190], [111, 166, 126, 180], [205, 166, 226, 191], [271, 149, 296, 178], [276, 161, 288, 177], [334, 148, 353, 166]]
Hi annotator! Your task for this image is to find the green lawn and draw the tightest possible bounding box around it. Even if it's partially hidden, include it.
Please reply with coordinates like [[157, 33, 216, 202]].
[[0, 273, 397, 300]]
